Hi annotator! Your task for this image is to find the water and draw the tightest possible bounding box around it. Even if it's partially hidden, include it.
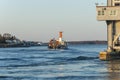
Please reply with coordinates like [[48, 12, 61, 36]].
[[0, 44, 120, 80]]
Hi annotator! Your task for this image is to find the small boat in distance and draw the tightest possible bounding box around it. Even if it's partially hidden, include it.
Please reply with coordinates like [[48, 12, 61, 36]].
[[48, 32, 68, 49]]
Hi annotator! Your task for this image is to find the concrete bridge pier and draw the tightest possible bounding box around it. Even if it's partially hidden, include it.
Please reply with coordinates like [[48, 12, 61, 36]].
[[96, 0, 120, 60]]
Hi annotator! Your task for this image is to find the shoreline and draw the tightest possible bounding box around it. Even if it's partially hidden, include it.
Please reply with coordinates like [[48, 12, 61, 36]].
[[67, 40, 107, 45], [42, 40, 107, 46]]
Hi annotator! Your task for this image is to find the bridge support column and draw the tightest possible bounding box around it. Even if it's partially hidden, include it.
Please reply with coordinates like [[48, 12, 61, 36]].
[[96, 0, 120, 60], [99, 21, 120, 60]]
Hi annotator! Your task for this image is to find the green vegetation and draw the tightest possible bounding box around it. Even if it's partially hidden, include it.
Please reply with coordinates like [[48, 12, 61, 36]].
[[0, 33, 19, 44]]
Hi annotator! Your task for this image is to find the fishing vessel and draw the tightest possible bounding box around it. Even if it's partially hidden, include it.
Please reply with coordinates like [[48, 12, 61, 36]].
[[48, 32, 67, 49]]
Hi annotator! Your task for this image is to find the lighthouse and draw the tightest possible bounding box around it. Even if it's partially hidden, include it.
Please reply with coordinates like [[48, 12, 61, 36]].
[[59, 31, 63, 42], [48, 31, 67, 49]]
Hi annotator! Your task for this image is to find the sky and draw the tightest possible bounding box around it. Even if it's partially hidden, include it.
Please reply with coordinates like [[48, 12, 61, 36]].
[[0, 0, 107, 42]]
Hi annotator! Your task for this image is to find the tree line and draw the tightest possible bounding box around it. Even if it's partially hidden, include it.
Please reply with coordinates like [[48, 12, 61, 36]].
[[0, 33, 17, 43]]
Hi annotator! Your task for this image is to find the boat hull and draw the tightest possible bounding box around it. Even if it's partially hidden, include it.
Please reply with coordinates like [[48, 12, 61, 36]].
[[48, 44, 68, 49]]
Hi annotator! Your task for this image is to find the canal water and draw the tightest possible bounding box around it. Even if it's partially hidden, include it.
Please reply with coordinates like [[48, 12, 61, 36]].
[[0, 44, 120, 80]]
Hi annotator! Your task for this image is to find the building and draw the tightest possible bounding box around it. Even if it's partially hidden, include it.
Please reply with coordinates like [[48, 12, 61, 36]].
[[96, 0, 120, 60]]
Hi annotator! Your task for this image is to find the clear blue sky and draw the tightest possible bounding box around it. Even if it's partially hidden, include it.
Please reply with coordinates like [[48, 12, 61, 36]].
[[0, 0, 107, 42]]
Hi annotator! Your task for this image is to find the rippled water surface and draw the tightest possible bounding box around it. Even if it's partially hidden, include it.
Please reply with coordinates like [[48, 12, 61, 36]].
[[0, 44, 120, 80]]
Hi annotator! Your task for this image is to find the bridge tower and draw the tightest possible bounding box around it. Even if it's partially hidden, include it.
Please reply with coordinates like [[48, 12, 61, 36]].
[[96, 0, 120, 60]]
